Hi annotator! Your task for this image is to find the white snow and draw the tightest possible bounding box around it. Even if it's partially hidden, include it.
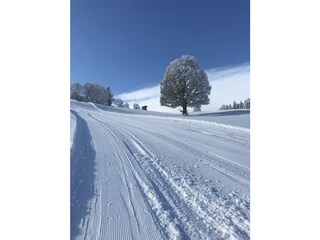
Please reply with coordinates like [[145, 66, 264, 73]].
[[70, 111, 76, 148], [71, 100, 250, 240]]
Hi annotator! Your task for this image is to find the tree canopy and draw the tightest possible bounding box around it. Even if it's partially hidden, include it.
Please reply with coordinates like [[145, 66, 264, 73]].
[[70, 82, 113, 106], [160, 55, 211, 115]]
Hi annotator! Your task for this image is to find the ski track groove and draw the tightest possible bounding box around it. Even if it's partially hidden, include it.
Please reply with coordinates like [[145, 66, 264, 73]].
[[94, 119, 165, 240], [71, 106, 250, 240], [94, 117, 195, 239], [121, 128, 250, 239], [94, 112, 250, 171], [92, 121, 137, 240], [107, 115, 250, 187], [90, 114, 250, 239]]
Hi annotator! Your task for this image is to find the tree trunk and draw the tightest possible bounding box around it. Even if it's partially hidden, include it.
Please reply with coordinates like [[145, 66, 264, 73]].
[[182, 105, 188, 116]]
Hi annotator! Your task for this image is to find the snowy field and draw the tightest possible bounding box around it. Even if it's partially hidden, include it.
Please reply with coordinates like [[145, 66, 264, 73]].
[[71, 100, 250, 240], [93, 102, 250, 129]]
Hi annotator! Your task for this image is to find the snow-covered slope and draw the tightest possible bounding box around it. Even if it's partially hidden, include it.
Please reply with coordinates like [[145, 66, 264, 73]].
[[188, 110, 250, 129], [70, 112, 77, 148], [71, 100, 250, 240], [93, 101, 250, 129]]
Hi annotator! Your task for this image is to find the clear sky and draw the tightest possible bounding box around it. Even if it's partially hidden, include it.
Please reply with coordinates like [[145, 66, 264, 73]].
[[71, 0, 250, 95]]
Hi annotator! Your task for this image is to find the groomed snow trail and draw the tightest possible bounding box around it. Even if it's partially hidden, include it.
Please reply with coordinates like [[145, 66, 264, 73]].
[[71, 101, 250, 240]]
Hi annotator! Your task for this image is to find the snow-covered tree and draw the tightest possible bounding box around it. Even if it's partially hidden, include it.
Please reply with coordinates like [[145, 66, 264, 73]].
[[133, 103, 140, 110], [104, 86, 113, 106], [233, 101, 238, 109], [94, 84, 107, 104], [83, 83, 103, 104], [160, 55, 211, 115], [82, 83, 94, 102], [82, 83, 102, 103], [71, 82, 114, 105], [239, 101, 244, 109], [113, 99, 124, 107], [244, 98, 250, 109], [123, 103, 130, 108], [219, 104, 226, 110], [70, 82, 83, 101]]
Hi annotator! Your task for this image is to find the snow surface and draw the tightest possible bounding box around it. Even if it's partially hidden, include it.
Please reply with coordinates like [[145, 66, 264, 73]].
[[188, 110, 250, 129], [71, 100, 250, 240], [70, 112, 77, 148], [93, 102, 250, 129]]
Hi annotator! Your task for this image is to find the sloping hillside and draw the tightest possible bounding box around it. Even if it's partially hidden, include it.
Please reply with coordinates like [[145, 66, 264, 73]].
[[71, 100, 250, 240]]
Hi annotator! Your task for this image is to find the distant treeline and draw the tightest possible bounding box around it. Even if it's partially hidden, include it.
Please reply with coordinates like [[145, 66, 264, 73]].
[[70, 82, 113, 106], [70, 82, 137, 109], [219, 98, 250, 110]]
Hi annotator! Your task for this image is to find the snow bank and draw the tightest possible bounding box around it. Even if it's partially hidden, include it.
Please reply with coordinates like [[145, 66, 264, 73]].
[[70, 112, 77, 148]]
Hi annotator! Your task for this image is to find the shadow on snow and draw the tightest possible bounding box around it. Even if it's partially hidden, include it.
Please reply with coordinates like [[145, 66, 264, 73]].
[[70, 110, 96, 240], [194, 110, 250, 117]]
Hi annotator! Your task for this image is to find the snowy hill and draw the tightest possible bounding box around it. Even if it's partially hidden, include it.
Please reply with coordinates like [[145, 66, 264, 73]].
[[77, 100, 250, 129], [71, 100, 250, 240]]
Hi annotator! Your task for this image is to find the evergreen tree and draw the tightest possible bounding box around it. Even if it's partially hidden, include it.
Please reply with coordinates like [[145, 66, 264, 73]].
[[239, 101, 244, 109], [244, 98, 250, 109], [233, 101, 237, 109]]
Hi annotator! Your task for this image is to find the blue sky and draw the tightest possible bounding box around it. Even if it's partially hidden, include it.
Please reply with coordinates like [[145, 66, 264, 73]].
[[71, 0, 250, 95]]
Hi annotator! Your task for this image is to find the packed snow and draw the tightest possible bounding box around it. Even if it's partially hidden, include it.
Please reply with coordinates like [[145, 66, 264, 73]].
[[71, 100, 250, 240], [70, 112, 77, 148]]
